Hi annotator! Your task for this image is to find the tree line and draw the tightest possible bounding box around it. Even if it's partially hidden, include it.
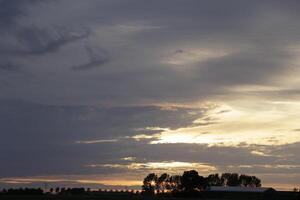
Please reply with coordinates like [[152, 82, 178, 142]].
[[0, 188, 44, 195], [142, 170, 261, 194], [0, 188, 85, 195], [0, 187, 138, 195]]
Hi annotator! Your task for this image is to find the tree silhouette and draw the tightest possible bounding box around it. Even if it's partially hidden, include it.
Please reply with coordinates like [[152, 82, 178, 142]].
[[221, 173, 240, 186], [239, 174, 261, 187], [142, 173, 157, 194], [181, 170, 205, 191], [205, 173, 223, 187], [166, 175, 182, 192], [156, 173, 170, 193], [251, 176, 261, 187]]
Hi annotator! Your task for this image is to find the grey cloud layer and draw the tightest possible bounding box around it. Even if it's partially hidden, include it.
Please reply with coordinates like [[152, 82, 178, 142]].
[[0, 99, 207, 177], [1, 0, 300, 105], [1, 100, 300, 188]]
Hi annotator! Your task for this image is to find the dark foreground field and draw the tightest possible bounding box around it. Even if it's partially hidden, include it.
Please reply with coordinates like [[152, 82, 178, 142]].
[[0, 191, 299, 200]]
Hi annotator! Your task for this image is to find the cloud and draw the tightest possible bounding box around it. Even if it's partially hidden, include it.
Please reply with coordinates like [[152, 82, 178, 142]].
[[0, 99, 208, 177], [0, 0, 298, 105], [72, 47, 109, 70], [0, 26, 90, 57], [76, 139, 119, 144], [15, 26, 90, 55], [0, 0, 41, 29], [87, 161, 217, 174], [0, 62, 21, 72]]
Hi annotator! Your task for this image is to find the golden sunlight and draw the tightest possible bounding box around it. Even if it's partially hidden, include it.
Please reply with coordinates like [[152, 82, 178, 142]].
[[150, 101, 300, 146]]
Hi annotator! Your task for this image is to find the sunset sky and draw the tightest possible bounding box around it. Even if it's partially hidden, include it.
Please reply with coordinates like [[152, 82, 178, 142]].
[[1, 0, 300, 191]]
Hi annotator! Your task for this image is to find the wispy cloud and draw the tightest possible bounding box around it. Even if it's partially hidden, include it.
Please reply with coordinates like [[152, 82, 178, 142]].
[[87, 161, 217, 173], [76, 139, 119, 144], [72, 46, 109, 70]]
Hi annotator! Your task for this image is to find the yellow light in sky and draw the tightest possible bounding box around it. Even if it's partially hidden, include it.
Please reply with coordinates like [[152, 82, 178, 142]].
[[164, 49, 229, 65], [149, 100, 300, 146], [88, 161, 216, 173], [0, 176, 142, 187]]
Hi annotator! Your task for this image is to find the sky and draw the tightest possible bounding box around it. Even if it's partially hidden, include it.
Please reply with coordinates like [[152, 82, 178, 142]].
[[1, 0, 300, 191]]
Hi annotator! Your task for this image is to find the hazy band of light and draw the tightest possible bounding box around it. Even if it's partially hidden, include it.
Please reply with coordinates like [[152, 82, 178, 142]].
[[76, 139, 119, 144]]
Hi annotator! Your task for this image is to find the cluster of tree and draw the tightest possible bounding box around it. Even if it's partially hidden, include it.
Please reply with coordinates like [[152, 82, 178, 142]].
[[142, 170, 262, 194], [294, 188, 300, 193], [57, 187, 87, 195], [0, 188, 43, 195]]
